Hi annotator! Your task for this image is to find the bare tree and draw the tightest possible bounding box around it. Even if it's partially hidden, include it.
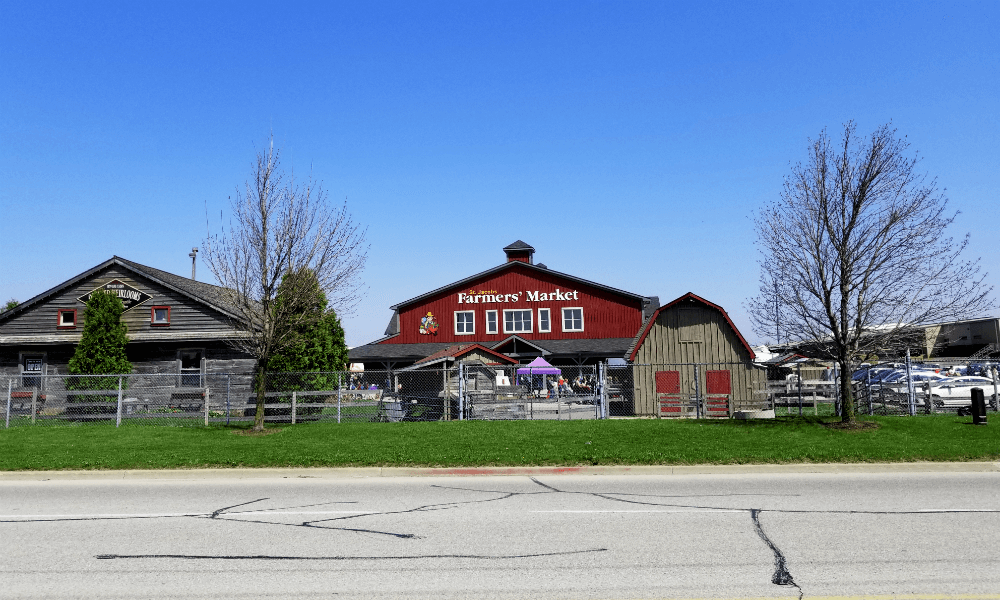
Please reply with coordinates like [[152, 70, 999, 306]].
[[749, 122, 993, 422], [204, 136, 367, 431]]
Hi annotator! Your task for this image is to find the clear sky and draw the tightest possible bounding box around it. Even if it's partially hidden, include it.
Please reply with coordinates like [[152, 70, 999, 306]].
[[2, 1, 997, 348]]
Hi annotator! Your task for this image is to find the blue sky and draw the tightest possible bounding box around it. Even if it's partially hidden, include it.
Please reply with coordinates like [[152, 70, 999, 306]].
[[2, 1, 998, 348]]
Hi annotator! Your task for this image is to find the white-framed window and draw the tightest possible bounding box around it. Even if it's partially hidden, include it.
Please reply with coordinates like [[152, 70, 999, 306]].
[[57, 309, 76, 329], [562, 307, 584, 332], [486, 310, 498, 334], [503, 309, 532, 333], [455, 310, 475, 335], [538, 308, 551, 333]]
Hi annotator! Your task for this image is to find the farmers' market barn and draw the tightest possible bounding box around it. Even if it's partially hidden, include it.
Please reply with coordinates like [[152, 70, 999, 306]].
[[625, 292, 765, 416], [349, 241, 661, 368]]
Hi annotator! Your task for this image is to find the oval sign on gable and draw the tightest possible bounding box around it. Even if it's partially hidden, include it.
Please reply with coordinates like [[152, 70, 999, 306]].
[[78, 279, 152, 312]]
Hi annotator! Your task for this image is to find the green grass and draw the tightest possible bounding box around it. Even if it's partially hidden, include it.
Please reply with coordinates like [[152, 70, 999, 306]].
[[0, 414, 998, 471]]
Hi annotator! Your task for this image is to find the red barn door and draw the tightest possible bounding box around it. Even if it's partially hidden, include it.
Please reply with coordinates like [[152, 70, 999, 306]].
[[705, 370, 731, 417], [656, 370, 682, 416]]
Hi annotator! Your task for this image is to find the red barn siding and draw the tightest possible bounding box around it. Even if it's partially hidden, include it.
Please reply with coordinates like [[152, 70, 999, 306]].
[[382, 265, 643, 345]]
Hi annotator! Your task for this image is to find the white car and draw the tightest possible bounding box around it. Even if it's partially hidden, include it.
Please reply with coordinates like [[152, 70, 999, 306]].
[[928, 376, 998, 408], [880, 372, 949, 396]]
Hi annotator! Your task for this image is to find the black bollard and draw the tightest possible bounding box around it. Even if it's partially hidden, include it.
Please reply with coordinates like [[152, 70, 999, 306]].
[[971, 388, 987, 425]]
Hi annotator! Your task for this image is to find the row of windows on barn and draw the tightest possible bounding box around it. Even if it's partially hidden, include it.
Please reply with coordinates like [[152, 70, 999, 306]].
[[453, 307, 584, 336], [54, 306, 172, 329]]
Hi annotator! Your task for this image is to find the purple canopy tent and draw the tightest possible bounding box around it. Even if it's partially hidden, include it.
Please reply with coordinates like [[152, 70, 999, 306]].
[[516, 356, 561, 375]]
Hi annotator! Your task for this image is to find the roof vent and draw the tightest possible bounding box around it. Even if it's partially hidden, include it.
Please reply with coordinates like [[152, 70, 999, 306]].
[[503, 240, 534, 264], [188, 247, 198, 280]]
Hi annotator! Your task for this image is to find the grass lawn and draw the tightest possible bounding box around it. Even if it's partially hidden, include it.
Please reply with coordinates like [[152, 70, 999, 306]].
[[0, 414, 998, 471]]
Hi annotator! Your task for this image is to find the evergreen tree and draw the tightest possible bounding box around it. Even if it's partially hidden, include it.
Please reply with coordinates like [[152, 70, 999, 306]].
[[266, 268, 348, 392], [68, 290, 132, 389]]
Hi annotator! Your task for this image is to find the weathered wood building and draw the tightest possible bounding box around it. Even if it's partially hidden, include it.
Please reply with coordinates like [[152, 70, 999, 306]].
[[0, 257, 254, 387], [624, 292, 765, 416]]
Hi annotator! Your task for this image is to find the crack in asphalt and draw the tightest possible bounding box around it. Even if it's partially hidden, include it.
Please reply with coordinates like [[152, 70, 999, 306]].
[[95, 548, 607, 561], [5, 474, 996, 592], [751, 509, 802, 599]]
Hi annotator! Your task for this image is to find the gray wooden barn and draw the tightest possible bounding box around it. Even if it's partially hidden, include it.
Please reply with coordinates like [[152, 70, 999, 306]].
[[0, 256, 255, 385], [624, 292, 766, 416]]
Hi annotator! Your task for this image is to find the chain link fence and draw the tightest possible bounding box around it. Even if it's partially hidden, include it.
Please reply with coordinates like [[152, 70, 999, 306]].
[[0, 365, 604, 427], [5, 358, 994, 427], [851, 358, 1000, 416]]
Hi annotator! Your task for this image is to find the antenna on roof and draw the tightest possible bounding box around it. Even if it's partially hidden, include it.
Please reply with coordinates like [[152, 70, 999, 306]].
[[189, 247, 198, 280]]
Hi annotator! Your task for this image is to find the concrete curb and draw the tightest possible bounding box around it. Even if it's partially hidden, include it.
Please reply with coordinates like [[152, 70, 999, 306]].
[[1, 461, 998, 481]]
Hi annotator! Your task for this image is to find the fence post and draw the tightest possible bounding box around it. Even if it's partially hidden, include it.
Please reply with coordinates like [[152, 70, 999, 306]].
[[458, 363, 465, 421], [337, 377, 342, 424], [905, 350, 915, 416], [115, 377, 123, 428], [291, 391, 297, 425], [797, 363, 803, 416], [992, 368, 999, 412], [925, 381, 932, 414], [599, 362, 607, 419], [226, 375, 231, 426], [205, 387, 211, 426], [694, 364, 701, 419], [444, 367, 451, 421], [5, 379, 11, 429]]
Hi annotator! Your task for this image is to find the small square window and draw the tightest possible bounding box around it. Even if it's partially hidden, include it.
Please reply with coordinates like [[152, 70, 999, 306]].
[[486, 310, 498, 334], [455, 311, 475, 335], [538, 308, 551, 333], [57, 309, 76, 329], [562, 307, 584, 332], [151, 306, 171, 326]]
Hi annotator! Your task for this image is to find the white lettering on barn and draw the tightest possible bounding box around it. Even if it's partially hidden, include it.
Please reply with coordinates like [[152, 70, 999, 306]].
[[78, 279, 153, 312], [457, 289, 579, 304]]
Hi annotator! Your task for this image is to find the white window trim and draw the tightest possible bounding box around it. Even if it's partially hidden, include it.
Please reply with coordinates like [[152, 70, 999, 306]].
[[454, 310, 475, 335], [503, 308, 533, 334], [561, 307, 585, 332], [58, 309, 76, 327], [538, 308, 551, 333], [485, 310, 498, 335]]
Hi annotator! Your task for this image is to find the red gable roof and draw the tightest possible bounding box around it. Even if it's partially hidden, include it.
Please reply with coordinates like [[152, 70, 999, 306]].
[[414, 343, 518, 365], [626, 292, 756, 362]]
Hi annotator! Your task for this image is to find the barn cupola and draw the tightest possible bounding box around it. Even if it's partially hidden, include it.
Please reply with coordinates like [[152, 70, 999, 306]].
[[503, 240, 535, 264]]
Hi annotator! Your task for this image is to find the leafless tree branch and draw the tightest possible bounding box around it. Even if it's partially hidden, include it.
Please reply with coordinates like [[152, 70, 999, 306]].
[[748, 122, 994, 421], [202, 135, 368, 430]]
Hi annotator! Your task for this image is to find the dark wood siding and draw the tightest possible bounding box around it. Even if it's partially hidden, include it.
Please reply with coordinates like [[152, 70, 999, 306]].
[[0, 265, 234, 339], [383, 264, 644, 345]]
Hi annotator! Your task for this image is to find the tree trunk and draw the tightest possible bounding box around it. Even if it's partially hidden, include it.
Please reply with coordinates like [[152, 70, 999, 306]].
[[839, 358, 855, 422], [253, 362, 267, 431]]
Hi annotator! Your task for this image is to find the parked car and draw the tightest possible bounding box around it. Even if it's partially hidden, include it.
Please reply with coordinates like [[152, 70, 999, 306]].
[[927, 376, 999, 408], [881, 372, 949, 397]]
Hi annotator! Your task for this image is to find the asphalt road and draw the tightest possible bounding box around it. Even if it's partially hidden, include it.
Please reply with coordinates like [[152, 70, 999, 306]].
[[2, 468, 1000, 599]]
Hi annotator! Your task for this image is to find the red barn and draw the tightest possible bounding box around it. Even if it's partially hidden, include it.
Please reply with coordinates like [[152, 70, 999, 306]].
[[349, 241, 658, 368]]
